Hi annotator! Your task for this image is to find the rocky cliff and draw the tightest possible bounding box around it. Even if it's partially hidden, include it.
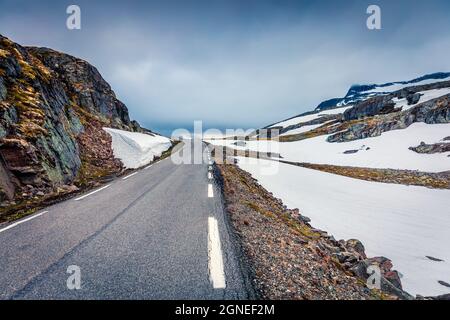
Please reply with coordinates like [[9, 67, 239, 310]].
[[0, 35, 149, 215]]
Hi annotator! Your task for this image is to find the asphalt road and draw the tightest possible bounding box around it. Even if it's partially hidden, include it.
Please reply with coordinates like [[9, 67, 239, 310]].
[[0, 141, 253, 299]]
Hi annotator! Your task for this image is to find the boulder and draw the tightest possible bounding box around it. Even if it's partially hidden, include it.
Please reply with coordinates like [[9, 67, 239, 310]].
[[407, 92, 421, 105], [345, 239, 367, 259], [336, 251, 359, 264], [367, 256, 393, 273], [380, 276, 413, 300], [384, 270, 402, 290], [349, 258, 412, 299], [409, 142, 450, 154], [298, 215, 311, 223]]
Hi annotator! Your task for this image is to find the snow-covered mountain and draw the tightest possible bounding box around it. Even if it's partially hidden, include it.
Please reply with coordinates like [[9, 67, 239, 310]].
[[316, 72, 450, 111], [207, 72, 450, 298], [104, 128, 171, 169]]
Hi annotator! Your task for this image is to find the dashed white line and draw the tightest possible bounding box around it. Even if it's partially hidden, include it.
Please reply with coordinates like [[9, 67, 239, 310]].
[[74, 184, 111, 201], [145, 164, 152, 169], [122, 172, 138, 180], [208, 172, 213, 179], [207, 217, 226, 289], [0, 211, 48, 234], [208, 183, 214, 198]]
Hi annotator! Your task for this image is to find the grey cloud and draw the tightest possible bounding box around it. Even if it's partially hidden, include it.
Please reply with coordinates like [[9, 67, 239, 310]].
[[1, 0, 450, 135]]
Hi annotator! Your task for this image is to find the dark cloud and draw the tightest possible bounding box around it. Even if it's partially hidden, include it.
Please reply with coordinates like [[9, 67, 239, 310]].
[[1, 0, 450, 135]]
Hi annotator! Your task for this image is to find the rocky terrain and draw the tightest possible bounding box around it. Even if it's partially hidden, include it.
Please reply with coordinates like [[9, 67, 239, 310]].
[[0, 35, 158, 221], [214, 161, 413, 300], [409, 140, 450, 154], [271, 80, 450, 144], [207, 72, 450, 297]]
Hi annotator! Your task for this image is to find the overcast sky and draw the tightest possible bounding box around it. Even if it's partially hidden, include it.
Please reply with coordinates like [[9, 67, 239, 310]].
[[1, 0, 450, 135]]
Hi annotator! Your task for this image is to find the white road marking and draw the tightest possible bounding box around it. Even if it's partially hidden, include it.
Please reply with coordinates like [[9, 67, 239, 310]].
[[207, 217, 226, 289], [74, 184, 111, 201], [122, 172, 138, 180], [208, 183, 214, 198], [208, 172, 213, 179], [0, 211, 48, 234], [145, 164, 152, 169]]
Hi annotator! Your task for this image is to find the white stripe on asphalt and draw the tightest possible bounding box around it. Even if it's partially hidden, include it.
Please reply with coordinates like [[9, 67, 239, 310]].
[[207, 217, 226, 289], [74, 184, 111, 201], [0, 211, 49, 234], [208, 184, 214, 198], [145, 164, 152, 169], [208, 172, 212, 179], [122, 172, 138, 180]]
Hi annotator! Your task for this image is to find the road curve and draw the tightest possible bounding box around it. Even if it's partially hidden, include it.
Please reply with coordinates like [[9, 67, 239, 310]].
[[0, 142, 253, 299]]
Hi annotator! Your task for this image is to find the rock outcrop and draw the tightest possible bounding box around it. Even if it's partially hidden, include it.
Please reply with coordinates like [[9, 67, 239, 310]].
[[342, 95, 399, 121], [0, 35, 150, 211], [409, 141, 450, 154], [328, 93, 450, 143], [315, 72, 450, 111]]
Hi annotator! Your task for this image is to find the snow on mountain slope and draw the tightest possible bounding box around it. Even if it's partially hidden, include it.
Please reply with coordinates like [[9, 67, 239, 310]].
[[210, 123, 450, 172], [269, 105, 352, 129], [392, 87, 450, 112], [363, 78, 450, 95], [316, 72, 450, 111], [104, 128, 172, 169], [209, 73, 450, 298], [279, 122, 331, 136], [279, 122, 450, 172], [237, 157, 450, 297]]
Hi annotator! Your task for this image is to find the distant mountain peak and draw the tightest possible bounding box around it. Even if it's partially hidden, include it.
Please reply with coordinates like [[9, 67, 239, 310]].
[[316, 72, 450, 111]]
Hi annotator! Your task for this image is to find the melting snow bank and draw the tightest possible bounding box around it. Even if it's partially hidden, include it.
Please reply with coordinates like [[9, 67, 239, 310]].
[[103, 128, 172, 169], [236, 157, 450, 297]]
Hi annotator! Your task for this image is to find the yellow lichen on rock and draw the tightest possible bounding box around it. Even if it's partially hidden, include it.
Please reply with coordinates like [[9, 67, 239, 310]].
[[0, 48, 10, 58]]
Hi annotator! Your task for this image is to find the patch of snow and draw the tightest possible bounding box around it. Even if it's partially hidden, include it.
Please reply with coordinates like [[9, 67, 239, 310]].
[[365, 78, 450, 94], [279, 122, 332, 136], [103, 128, 172, 169], [393, 88, 450, 112], [279, 123, 450, 172], [269, 105, 353, 129], [211, 123, 450, 172], [236, 157, 450, 297]]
